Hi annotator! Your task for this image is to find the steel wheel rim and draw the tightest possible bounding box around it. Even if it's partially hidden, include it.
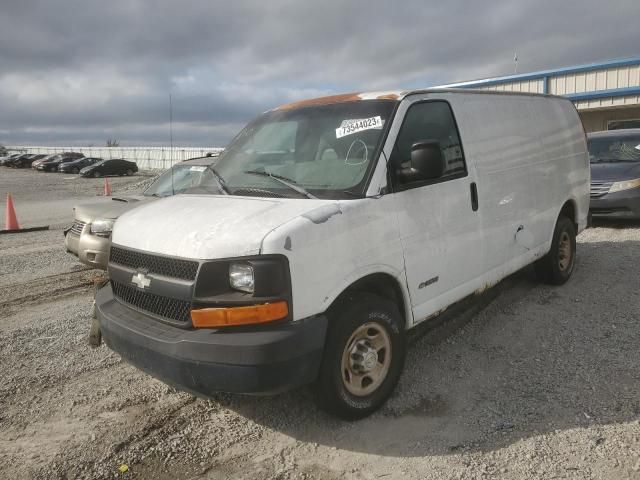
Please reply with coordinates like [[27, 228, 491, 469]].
[[340, 322, 392, 397], [558, 231, 572, 271]]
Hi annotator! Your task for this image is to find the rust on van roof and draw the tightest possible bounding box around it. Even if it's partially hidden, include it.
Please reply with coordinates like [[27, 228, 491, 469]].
[[274, 91, 403, 111], [272, 87, 556, 112]]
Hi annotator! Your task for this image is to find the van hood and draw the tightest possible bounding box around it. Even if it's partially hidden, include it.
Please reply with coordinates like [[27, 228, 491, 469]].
[[112, 195, 339, 259], [591, 162, 640, 181], [74, 196, 147, 222]]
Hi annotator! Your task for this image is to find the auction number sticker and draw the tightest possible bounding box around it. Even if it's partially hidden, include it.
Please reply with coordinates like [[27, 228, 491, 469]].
[[189, 166, 207, 172], [336, 116, 383, 139]]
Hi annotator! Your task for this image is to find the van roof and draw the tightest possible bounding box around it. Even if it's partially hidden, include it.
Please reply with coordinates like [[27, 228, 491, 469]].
[[273, 88, 561, 111], [588, 128, 640, 139]]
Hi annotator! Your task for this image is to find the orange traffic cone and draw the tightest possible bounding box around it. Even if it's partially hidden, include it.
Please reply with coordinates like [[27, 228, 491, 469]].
[[5, 193, 20, 231], [103, 178, 112, 196]]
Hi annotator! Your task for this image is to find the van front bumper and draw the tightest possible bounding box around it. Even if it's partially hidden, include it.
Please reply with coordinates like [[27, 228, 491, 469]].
[[590, 188, 640, 219], [95, 283, 327, 396]]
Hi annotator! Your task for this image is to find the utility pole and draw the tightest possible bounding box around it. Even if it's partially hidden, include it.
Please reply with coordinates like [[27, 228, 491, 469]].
[[514, 52, 518, 74], [169, 93, 173, 168]]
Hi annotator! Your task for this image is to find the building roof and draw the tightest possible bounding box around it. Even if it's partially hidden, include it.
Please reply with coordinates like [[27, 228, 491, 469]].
[[439, 56, 640, 105], [442, 56, 640, 89]]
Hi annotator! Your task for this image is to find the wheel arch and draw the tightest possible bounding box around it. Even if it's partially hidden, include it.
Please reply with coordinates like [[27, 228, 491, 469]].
[[559, 198, 578, 231], [327, 271, 412, 329]]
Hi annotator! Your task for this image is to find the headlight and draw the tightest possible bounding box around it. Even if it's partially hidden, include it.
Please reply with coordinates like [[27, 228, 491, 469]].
[[229, 263, 254, 293], [90, 219, 115, 236], [609, 178, 640, 193]]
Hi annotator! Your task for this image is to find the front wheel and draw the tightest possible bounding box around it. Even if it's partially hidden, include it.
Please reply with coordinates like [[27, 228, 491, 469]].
[[73, 167, 79, 174], [93, 170, 102, 178], [534, 215, 576, 285], [316, 293, 406, 420]]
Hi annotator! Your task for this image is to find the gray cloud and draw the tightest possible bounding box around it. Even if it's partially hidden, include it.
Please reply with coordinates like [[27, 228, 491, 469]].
[[1, 0, 639, 147]]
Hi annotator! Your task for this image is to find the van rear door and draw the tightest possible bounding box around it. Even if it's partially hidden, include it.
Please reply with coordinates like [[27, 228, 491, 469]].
[[389, 98, 484, 323]]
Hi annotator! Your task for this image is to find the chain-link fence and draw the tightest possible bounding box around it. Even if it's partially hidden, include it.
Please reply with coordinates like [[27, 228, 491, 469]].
[[6, 146, 224, 170]]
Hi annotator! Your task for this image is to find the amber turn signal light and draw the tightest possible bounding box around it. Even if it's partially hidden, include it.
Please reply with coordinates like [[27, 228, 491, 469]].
[[191, 301, 289, 328]]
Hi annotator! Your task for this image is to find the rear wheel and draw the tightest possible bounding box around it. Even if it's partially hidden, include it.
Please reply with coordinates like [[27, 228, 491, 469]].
[[316, 293, 406, 420], [534, 216, 576, 285], [126, 169, 134, 176]]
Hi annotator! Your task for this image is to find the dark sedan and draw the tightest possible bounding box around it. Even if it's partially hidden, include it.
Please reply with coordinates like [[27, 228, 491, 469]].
[[59, 157, 103, 174], [79, 159, 138, 178], [589, 129, 640, 219], [37, 153, 85, 172], [0, 153, 24, 166]]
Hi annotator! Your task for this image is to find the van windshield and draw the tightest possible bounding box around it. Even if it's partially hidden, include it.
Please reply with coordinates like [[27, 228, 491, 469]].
[[203, 100, 396, 199], [589, 135, 640, 163]]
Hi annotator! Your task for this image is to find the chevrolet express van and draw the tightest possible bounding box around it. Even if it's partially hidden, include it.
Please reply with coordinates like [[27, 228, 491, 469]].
[[94, 89, 589, 419]]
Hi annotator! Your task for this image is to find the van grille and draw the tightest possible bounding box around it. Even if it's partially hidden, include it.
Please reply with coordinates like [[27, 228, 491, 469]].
[[111, 280, 192, 324], [110, 246, 199, 281], [69, 220, 86, 236], [590, 181, 613, 198]]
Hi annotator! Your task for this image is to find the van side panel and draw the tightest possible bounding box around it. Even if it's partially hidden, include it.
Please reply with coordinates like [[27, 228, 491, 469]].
[[442, 92, 589, 270], [538, 98, 590, 233]]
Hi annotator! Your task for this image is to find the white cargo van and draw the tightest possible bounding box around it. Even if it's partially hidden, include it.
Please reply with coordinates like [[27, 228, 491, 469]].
[[94, 89, 589, 419]]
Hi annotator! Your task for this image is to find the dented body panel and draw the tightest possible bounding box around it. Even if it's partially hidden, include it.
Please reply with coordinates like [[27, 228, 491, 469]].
[[260, 196, 409, 322], [112, 195, 338, 259]]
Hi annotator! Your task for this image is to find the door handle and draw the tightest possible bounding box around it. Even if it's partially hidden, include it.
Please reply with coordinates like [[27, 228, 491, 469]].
[[470, 182, 479, 212]]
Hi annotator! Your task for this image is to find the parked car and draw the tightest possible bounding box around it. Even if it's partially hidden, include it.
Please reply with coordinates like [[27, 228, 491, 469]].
[[65, 157, 218, 269], [9, 153, 47, 168], [31, 154, 58, 169], [36, 152, 84, 172], [93, 89, 589, 419], [589, 128, 640, 219], [0, 153, 23, 166], [79, 158, 138, 177], [59, 157, 103, 174]]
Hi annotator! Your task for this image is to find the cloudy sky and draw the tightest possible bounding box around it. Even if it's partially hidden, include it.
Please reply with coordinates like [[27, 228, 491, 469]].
[[1, 0, 639, 147]]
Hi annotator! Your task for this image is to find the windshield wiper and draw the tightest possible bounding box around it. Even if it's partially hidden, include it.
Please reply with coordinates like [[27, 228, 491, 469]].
[[207, 166, 230, 195], [244, 169, 317, 199]]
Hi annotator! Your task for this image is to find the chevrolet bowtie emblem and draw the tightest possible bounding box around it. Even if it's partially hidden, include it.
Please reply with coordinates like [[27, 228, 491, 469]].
[[131, 272, 151, 289]]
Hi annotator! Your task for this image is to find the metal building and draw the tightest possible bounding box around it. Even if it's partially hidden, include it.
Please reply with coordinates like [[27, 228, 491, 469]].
[[442, 57, 640, 132]]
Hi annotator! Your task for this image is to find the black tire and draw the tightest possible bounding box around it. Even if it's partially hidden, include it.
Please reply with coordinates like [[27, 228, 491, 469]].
[[73, 167, 79, 174], [93, 170, 102, 178], [316, 292, 406, 420], [534, 215, 576, 285], [126, 169, 133, 176]]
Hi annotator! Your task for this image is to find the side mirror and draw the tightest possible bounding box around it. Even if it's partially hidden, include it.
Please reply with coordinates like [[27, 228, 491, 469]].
[[397, 140, 445, 183]]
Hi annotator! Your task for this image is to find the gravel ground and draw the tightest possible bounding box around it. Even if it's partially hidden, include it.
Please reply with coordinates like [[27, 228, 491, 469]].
[[0, 168, 156, 229], [0, 167, 639, 479]]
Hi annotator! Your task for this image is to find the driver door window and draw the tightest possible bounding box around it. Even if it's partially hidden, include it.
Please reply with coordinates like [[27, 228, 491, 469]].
[[391, 101, 467, 190]]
